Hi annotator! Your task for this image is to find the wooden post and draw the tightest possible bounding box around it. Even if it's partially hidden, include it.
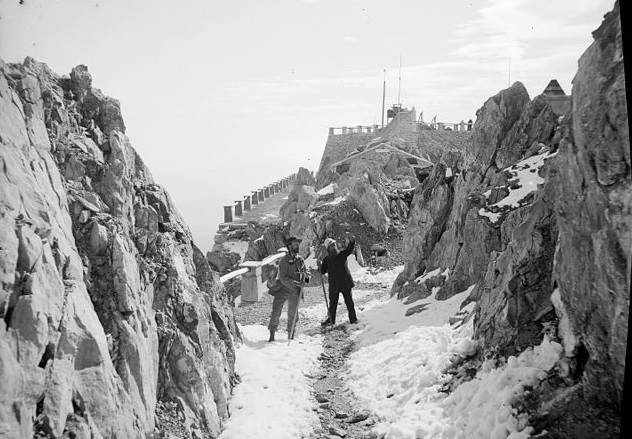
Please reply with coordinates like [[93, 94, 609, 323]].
[[252, 191, 259, 205], [234, 200, 243, 216], [244, 196, 251, 211], [241, 265, 265, 302], [258, 189, 265, 202], [223, 206, 233, 223]]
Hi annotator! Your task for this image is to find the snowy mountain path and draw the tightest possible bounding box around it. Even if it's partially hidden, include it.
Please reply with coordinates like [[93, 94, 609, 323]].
[[224, 276, 391, 439], [220, 264, 566, 439], [310, 324, 379, 439]]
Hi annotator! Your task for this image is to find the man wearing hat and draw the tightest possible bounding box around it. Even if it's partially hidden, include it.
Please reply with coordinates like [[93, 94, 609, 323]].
[[319, 235, 358, 325], [267, 237, 310, 342]]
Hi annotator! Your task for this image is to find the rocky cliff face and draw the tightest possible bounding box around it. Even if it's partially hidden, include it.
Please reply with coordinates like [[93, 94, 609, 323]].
[[395, 2, 628, 434], [0, 58, 239, 438]]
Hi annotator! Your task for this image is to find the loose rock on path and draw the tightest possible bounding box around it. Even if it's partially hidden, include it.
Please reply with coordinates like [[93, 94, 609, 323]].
[[310, 324, 377, 439]]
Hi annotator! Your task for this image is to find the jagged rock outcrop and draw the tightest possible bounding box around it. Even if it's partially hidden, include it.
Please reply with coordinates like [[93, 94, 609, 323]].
[[336, 162, 391, 235], [393, 81, 534, 299], [0, 58, 239, 438], [395, 2, 628, 434], [548, 1, 629, 411], [296, 166, 316, 186]]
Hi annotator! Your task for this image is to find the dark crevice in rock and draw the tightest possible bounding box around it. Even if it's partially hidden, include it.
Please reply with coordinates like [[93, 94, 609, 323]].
[[34, 397, 53, 438], [38, 343, 55, 369], [572, 343, 590, 380]]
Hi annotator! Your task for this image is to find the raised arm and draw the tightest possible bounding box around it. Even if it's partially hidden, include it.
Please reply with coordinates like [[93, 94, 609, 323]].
[[339, 238, 356, 258]]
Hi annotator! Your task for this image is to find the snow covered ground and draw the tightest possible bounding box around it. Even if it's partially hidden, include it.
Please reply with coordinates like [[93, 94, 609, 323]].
[[221, 264, 564, 439], [345, 280, 564, 439], [353, 265, 405, 285], [218, 325, 322, 439]]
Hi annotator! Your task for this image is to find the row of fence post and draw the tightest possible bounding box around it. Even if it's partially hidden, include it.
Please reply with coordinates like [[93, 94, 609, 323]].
[[329, 125, 380, 136], [426, 120, 473, 131], [222, 173, 297, 223]]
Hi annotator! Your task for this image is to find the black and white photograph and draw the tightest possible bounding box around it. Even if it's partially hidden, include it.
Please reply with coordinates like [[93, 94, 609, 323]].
[[0, 1, 629, 438]]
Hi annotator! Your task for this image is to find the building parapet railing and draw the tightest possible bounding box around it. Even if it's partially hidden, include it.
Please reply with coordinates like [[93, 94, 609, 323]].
[[219, 248, 288, 302], [221, 173, 297, 224], [421, 120, 474, 132], [329, 125, 380, 136]]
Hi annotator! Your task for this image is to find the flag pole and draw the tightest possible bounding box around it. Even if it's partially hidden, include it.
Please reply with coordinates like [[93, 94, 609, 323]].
[[381, 69, 386, 129], [398, 55, 402, 105]]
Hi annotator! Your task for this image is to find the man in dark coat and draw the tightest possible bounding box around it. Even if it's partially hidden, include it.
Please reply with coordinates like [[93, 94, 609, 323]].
[[267, 237, 309, 342], [319, 236, 358, 325]]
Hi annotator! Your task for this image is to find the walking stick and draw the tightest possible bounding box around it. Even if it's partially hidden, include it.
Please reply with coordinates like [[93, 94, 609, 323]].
[[320, 272, 334, 328], [288, 288, 302, 346]]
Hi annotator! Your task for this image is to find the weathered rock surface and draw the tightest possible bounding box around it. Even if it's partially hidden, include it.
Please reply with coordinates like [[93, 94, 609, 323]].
[[296, 166, 317, 186], [394, 2, 628, 434], [0, 58, 239, 438], [548, 2, 629, 410], [335, 162, 391, 235], [206, 249, 241, 274]]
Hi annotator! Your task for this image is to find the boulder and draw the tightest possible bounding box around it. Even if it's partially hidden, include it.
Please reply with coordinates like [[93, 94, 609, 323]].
[[89, 222, 109, 255], [347, 179, 390, 235], [383, 153, 414, 177], [296, 185, 319, 212], [296, 166, 316, 186], [401, 281, 430, 303], [206, 250, 241, 274]]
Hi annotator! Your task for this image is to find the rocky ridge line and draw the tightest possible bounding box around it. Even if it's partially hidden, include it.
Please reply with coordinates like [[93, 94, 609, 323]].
[[0, 58, 240, 438], [390, 3, 628, 437]]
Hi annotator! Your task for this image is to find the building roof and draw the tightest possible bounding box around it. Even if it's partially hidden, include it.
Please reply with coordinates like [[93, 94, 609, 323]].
[[329, 141, 433, 170], [543, 79, 567, 97]]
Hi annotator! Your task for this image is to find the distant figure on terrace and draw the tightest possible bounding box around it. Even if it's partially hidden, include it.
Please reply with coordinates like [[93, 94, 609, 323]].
[[319, 236, 358, 325], [267, 237, 309, 342]]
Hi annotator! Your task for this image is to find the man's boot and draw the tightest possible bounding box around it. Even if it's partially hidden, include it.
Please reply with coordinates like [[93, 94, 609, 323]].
[[268, 331, 275, 342]]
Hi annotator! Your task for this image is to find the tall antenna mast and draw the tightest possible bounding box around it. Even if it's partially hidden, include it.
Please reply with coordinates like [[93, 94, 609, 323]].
[[381, 69, 386, 128], [398, 55, 402, 105], [508, 57, 511, 87]]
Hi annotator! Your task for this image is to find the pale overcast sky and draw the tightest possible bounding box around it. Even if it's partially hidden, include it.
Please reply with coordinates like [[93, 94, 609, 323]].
[[0, 0, 613, 251]]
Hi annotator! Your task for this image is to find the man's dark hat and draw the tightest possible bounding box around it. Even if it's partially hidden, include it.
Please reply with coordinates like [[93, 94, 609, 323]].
[[285, 236, 302, 246]]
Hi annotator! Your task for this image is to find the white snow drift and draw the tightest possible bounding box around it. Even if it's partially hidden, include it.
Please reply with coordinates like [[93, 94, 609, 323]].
[[218, 325, 322, 439], [345, 283, 564, 439]]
